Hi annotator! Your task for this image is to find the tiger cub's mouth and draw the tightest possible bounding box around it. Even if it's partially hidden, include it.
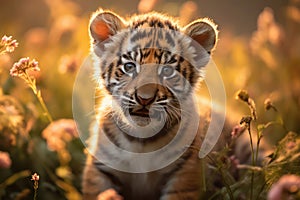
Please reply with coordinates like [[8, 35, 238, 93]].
[[129, 107, 150, 118], [126, 105, 164, 127]]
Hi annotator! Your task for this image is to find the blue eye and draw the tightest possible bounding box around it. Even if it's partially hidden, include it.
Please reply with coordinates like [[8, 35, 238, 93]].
[[160, 66, 175, 78], [122, 62, 136, 74]]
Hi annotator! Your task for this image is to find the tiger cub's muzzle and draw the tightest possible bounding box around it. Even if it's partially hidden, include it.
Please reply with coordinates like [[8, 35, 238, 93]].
[[130, 83, 159, 118]]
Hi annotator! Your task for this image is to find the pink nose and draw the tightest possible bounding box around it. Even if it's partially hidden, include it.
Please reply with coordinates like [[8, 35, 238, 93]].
[[135, 84, 157, 106], [136, 95, 155, 106]]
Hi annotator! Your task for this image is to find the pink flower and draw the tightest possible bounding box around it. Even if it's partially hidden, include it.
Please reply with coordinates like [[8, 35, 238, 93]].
[[0, 151, 12, 169], [31, 173, 40, 181], [1, 35, 12, 44], [268, 175, 300, 200], [10, 57, 40, 77], [0, 95, 25, 134], [42, 119, 79, 151], [31, 172, 40, 191], [231, 124, 246, 139], [1, 35, 18, 53]]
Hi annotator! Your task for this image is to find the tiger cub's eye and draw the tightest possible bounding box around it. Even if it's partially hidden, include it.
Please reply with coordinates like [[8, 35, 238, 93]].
[[122, 62, 136, 74], [160, 66, 175, 78]]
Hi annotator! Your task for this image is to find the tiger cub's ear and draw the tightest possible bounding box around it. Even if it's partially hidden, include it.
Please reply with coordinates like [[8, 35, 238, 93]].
[[89, 10, 126, 43], [184, 19, 218, 53]]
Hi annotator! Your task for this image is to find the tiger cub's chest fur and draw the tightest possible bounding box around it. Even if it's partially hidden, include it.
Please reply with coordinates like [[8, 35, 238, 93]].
[[82, 8, 220, 200]]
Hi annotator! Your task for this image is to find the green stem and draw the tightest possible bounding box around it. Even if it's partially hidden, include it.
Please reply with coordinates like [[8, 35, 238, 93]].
[[247, 125, 254, 200], [36, 90, 53, 122], [255, 136, 261, 166], [248, 126, 255, 166], [207, 155, 234, 200], [254, 120, 284, 165], [33, 188, 37, 200], [220, 168, 235, 200], [255, 182, 266, 200], [24, 71, 53, 123]]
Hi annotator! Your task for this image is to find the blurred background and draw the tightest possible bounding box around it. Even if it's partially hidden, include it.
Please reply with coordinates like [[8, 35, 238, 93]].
[[0, 0, 299, 199]]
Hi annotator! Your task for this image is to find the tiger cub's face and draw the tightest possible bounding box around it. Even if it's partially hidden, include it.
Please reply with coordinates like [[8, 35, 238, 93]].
[[89, 10, 217, 136]]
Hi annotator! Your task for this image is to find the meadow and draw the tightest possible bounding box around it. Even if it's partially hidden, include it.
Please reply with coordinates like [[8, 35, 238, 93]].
[[0, 0, 299, 199]]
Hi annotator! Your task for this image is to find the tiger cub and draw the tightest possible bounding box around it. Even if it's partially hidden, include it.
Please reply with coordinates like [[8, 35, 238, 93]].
[[82, 9, 229, 200]]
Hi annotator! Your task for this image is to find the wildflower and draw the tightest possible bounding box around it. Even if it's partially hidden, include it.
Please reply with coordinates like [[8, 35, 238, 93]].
[[231, 124, 246, 139], [10, 58, 53, 122], [31, 173, 40, 182], [264, 98, 272, 110], [1, 35, 11, 44], [31, 173, 39, 200], [264, 98, 277, 111], [236, 90, 257, 120], [10, 57, 40, 77], [0, 151, 12, 169], [240, 116, 252, 126], [42, 119, 79, 152], [0, 35, 18, 53], [0, 96, 25, 148], [236, 89, 249, 103], [268, 175, 300, 200]]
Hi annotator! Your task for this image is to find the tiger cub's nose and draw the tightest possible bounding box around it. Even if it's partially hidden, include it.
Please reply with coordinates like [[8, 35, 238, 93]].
[[135, 84, 157, 106]]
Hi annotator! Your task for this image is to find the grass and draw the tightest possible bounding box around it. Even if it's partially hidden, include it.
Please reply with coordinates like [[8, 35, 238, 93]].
[[0, 1, 300, 199]]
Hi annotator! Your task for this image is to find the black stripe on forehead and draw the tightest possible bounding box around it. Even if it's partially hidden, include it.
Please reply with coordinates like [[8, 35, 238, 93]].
[[121, 53, 132, 60], [117, 32, 128, 56], [120, 51, 138, 61], [131, 18, 149, 28], [141, 49, 151, 58], [162, 51, 171, 63], [131, 29, 180, 50], [130, 29, 148, 43], [132, 18, 178, 30], [130, 28, 157, 44], [157, 29, 164, 39], [165, 31, 175, 47], [131, 51, 138, 61], [145, 40, 153, 49], [149, 19, 165, 28], [115, 68, 124, 78], [155, 40, 162, 49], [164, 20, 178, 30], [132, 44, 141, 52], [154, 50, 163, 64], [166, 54, 177, 64], [118, 48, 183, 66], [130, 14, 179, 30]]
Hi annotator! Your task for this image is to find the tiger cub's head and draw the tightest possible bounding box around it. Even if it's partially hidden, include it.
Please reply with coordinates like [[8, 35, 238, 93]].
[[89, 9, 217, 135]]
